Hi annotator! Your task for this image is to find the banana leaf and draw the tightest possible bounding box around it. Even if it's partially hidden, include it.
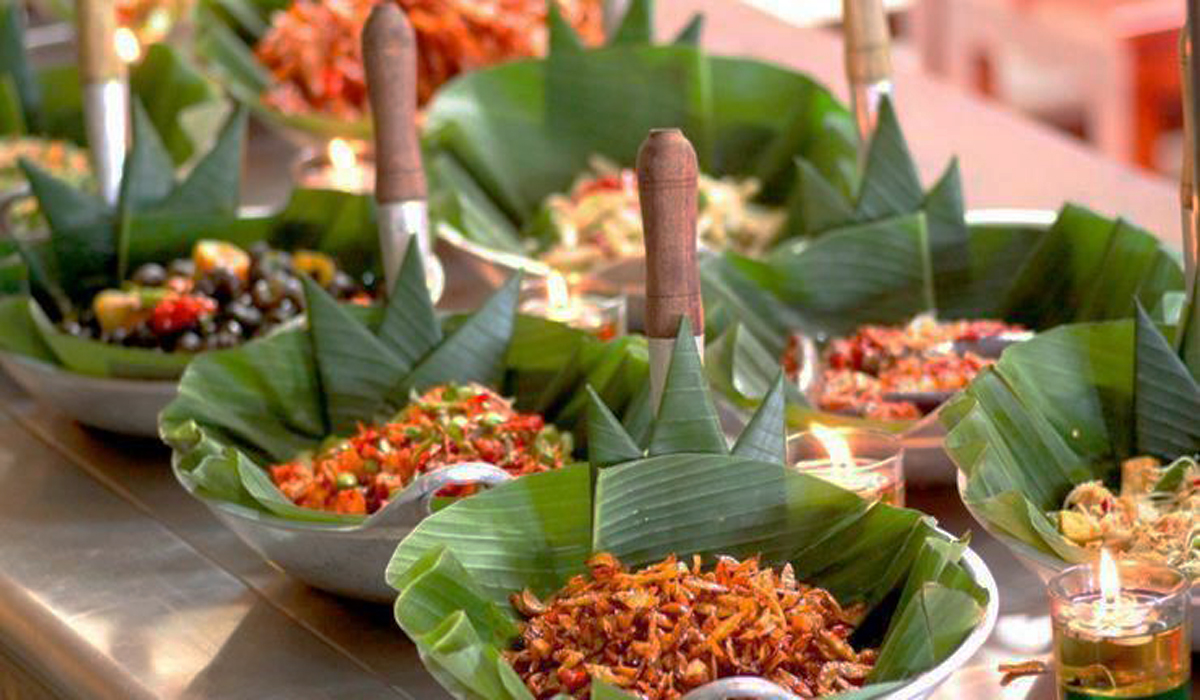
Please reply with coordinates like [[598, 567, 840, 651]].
[[702, 100, 1183, 432], [422, 2, 856, 257], [160, 240, 653, 525], [385, 323, 990, 699], [939, 278, 1200, 565], [191, 0, 671, 144], [0, 105, 387, 379]]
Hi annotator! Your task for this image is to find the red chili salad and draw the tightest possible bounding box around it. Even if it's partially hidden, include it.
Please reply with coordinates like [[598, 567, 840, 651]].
[[270, 382, 571, 515], [505, 553, 875, 699], [785, 315, 1027, 421]]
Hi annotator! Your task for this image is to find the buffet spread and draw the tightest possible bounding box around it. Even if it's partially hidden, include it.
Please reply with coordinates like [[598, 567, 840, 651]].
[[0, 0, 1197, 699]]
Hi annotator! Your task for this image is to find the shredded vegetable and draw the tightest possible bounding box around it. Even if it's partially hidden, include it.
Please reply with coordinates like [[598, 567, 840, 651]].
[[506, 552, 875, 699], [270, 382, 570, 514], [1055, 456, 1200, 580], [540, 157, 784, 276], [257, 0, 604, 117]]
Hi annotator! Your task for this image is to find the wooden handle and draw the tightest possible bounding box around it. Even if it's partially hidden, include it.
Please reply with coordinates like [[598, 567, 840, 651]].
[[77, 0, 123, 82], [637, 128, 702, 339], [843, 0, 891, 86], [364, 1, 426, 204], [1182, 28, 1194, 209]]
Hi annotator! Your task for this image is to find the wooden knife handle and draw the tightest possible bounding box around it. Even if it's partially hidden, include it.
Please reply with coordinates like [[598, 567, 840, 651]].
[[364, 1, 426, 204], [637, 128, 703, 340], [77, 0, 123, 82], [843, 0, 891, 86]]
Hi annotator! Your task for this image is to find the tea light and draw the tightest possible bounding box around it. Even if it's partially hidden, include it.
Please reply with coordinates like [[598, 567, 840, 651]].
[[787, 425, 905, 505], [1048, 550, 1190, 699], [295, 138, 375, 194], [519, 273, 626, 341]]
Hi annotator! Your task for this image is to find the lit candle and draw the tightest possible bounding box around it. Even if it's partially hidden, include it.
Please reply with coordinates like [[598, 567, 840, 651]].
[[787, 424, 905, 506], [114, 27, 141, 65], [295, 139, 375, 194], [1048, 550, 1190, 699], [519, 272, 626, 341]]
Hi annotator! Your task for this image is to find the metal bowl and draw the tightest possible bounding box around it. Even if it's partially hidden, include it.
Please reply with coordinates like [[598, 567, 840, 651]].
[[176, 460, 513, 602], [955, 471, 1200, 649], [680, 527, 999, 700], [0, 351, 176, 436]]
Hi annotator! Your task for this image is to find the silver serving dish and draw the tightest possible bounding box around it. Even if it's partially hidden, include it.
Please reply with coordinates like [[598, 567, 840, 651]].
[[177, 460, 512, 602], [0, 350, 176, 436], [671, 525, 1000, 700], [955, 471, 1200, 649]]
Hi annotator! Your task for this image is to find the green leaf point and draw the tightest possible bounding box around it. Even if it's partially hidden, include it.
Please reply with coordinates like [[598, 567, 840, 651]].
[[586, 385, 643, 468], [731, 371, 787, 463], [648, 317, 728, 456]]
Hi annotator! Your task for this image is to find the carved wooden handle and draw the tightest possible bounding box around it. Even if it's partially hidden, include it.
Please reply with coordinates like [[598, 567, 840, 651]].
[[843, 0, 891, 86], [364, 2, 426, 204], [637, 128, 703, 340], [77, 0, 122, 82]]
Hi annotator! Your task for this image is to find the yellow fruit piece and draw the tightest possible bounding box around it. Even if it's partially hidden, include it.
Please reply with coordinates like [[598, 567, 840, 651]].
[[293, 249, 337, 286], [92, 289, 149, 333], [1059, 510, 1101, 544], [193, 240, 250, 280]]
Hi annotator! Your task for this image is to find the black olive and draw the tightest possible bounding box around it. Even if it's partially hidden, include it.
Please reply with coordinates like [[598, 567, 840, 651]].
[[194, 276, 218, 297], [176, 331, 203, 353], [213, 330, 240, 349], [211, 268, 244, 302], [250, 279, 276, 308], [266, 298, 298, 325], [62, 320, 84, 336], [131, 324, 160, 348], [198, 317, 219, 337], [226, 302, 262, 331], [281, 275, 303, 303], [105, 328, 129, 345], [132, 262, 167, 287], [221, 318, 244, 338], [235, 292, 254, 307], [168, 258, 195, 278], [248, 241, 271, 260]]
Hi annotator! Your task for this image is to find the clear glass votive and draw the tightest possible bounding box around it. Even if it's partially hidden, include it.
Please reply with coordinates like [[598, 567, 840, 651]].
[[786, 427, 905, 506], [1048, 560, 1190, 699]]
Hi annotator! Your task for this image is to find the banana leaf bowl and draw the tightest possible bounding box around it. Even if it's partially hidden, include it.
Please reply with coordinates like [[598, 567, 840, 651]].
[[161, 249, 655, 601], [384, 326, 999, 699], [0, 105, 388, 435], [941, 300, 1200, 647]]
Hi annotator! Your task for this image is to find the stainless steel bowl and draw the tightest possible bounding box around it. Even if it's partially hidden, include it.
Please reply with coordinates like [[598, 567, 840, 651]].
[[0, 351, 176, 436], [176, 460, 513, 602]]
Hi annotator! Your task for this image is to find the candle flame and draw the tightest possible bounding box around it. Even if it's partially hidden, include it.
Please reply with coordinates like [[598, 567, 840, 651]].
[[547, 272, 571, 311], [810, 423, 856, 470], [114, 27, 141, 65], [1098, 548, 1122, 607], [328, 138, 357, 171]]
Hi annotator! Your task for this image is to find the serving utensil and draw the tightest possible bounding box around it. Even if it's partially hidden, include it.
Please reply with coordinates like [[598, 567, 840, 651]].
[[843, 0, 893, 144], [363, 2, 443, 300], [1184, 4, 1199, 306], [637, 128, 705, 409], [77, 0, 127, 206]]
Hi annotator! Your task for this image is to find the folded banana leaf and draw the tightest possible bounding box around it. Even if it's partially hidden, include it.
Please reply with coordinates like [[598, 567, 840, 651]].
[[0, 104, 383, 379], [160, 241, 651, 525], [940, 270, 1200, 564], [423, 0, 857, 257], [386, 321, 990, 699], [702, 99, 1184, 431]]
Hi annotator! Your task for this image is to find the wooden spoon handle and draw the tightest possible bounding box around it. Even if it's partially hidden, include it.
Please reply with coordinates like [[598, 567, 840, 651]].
[[843, 0, 892, 86], [637, 128, 703, 340], [77, 0, 122, 82], [364, 2, 425, 204]]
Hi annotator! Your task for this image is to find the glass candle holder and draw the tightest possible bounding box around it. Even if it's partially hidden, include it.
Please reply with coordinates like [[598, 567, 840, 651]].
[[519, 276, 626, 341], [1048, 559, 1190, 699], [293, 138, 375, 195], [786, 427, 905, 506]]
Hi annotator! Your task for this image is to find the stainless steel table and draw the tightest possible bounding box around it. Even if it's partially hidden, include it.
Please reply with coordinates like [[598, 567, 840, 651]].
[[4, 372, 1196, 699]]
